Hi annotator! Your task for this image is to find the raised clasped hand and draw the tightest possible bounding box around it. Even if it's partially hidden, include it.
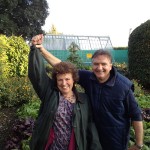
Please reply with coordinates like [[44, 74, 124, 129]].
[[31, 34, 44, 45]]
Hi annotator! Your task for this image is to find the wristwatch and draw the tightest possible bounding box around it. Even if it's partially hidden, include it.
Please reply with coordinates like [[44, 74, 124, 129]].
[[135, 144, 144, 150]]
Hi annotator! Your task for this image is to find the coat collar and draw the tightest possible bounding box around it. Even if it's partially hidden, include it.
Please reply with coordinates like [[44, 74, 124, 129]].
[[76, 92, 85, 103]]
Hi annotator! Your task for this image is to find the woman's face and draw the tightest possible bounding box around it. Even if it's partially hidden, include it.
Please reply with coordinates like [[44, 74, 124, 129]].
[[56, 73, 74, 95]]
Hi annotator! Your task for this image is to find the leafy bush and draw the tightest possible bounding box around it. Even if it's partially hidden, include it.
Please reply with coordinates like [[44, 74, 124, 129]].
[[137, 95, 150, 109], [4, 118, 34, 150], [128, 20, 150, 89], [21, 138, 31, 150], [0, 35, 10, 78], [128, 80, 150, 149], [133, 79, 150, 109], [113, 62, 128, 77], [4, 96, 40, 149], [0, 35, 29, 78], [142, 108, 150, 122], [17, 99, 40, 119], [113, 47, 128, 50], [0, 77, 36, 107], [132, 79, 145, 97]]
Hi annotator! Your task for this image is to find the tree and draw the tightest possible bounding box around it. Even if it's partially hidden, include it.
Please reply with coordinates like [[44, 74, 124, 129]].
[[49, 24, 57, 34], [47, 24, 63, 35], [128, 20, 150, 88], [67, 42, 85, 69], [0, 0, 49, 40]]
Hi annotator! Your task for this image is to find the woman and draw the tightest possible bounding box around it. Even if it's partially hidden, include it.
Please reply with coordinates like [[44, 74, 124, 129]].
[[28, 43, 102, 150]]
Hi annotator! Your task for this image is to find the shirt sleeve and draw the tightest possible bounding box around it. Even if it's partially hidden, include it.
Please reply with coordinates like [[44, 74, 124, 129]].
[[28, 46, 52, 101], [78, 70, 91, 88], [128, 89, 143, 121]]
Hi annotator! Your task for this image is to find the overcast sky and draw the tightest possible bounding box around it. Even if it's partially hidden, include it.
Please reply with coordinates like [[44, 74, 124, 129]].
[[42, 0, 150, 47]]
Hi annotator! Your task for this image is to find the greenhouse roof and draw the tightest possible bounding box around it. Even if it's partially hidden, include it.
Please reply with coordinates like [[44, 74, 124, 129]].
[[43, 34, 113, 50]]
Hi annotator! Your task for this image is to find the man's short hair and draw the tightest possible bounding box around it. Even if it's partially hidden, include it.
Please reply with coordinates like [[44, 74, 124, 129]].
[[92, 49, 113, 63]]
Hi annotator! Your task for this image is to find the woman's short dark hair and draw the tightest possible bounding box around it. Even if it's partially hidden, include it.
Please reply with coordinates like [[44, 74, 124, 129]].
[[92, 49, 113, 63], [52, 61, 79, 83]]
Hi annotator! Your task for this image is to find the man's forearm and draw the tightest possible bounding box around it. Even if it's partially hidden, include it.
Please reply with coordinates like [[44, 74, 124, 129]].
[[39, 46, 61, 66], [31, 34, 61, 66], [132, 121, 143, 146]]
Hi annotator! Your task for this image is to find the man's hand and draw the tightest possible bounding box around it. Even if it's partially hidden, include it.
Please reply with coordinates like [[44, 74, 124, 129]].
[[128, 145, 143, 150], [31, 34, 44, 45]]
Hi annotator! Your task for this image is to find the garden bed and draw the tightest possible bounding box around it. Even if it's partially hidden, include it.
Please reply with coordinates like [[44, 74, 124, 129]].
[[0, 107, 17, 149]]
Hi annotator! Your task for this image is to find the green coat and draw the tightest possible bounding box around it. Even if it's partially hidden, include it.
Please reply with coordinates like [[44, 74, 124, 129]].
[[28, 46, 102, 150]]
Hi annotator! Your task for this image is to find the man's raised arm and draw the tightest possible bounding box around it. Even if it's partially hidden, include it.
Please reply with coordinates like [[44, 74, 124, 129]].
[[31, 34, 61, 66]]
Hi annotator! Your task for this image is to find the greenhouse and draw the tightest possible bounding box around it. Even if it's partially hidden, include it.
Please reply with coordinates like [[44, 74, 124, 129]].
[[42, 34, 128, 64], [43, 34, 113, 50]]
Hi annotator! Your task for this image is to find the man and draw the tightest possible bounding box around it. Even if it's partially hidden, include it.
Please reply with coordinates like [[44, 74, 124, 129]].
[[31, 34, 143, 150]]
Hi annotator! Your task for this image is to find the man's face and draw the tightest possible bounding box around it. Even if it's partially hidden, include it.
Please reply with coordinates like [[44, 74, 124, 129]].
[[92, 55, 112, 83]]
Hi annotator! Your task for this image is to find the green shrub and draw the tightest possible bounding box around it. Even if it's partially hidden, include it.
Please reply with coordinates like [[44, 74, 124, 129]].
[[113, 62, 128, 76], [128, 80, 150, 149], [128, 20, 150, 89], [137, 95, 150, 109], [0, 35, 10, 78], [5, 118, 34, 150], [113, 47, 128, 50], [67, 42, 85, 69], [132, 79, 145, 97], [132, 79, 150, 108], [22, 137, 31, 150], [0, 35, 29, 78], [17, 98, 40, 119], [0, 77, 36, 107]]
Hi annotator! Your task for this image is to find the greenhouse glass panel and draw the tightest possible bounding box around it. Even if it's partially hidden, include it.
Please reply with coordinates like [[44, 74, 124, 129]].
[[43, 34, 113, 50]]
